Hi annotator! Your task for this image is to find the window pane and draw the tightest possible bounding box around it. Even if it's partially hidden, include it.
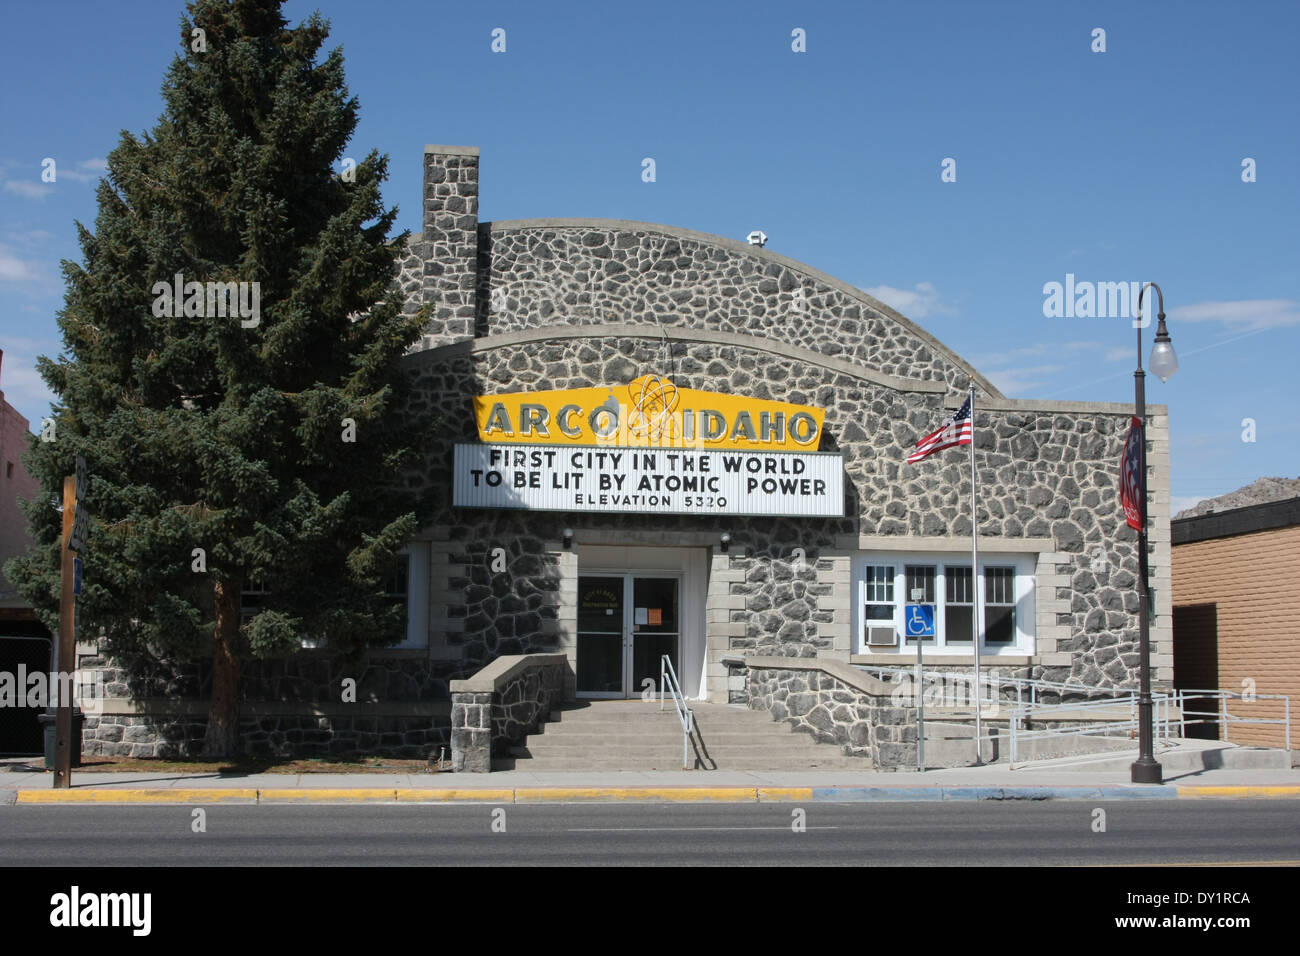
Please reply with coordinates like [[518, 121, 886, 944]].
[[865, 565, 894, 603], [865, 604, 893, 621], [985, 567, 1014, 605], [386, 554, 410, 601], [578, 576, 624, 633], [986, 603, 1015, 643], [904, 565, 935, 603], [945, 566, 971, 604], [945, 604, 973, 642]]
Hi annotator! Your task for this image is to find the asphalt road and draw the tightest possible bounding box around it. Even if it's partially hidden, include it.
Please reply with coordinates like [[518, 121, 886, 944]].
[[1, 800, 1297, 866]]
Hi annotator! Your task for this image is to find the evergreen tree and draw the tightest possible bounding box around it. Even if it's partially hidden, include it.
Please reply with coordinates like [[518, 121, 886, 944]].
[[6, 0, 434, 756]]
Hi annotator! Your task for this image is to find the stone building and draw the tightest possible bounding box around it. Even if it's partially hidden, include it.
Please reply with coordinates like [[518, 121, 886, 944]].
[[80, 145, 1173, 761]]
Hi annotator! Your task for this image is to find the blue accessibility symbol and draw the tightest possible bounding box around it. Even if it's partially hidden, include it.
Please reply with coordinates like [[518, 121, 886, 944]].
[[905, 604, 935, 638]]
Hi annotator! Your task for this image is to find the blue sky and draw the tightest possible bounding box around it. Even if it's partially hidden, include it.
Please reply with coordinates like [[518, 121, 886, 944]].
[[1, 0, 1296, 511]]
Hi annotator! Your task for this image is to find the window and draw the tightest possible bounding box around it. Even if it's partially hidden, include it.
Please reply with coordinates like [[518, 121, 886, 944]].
[[904, 565, 935, 644], [944, 566, 973, 643], [862, 564, 896, 647], [864, 564, 894, 621], [385, 553, 410, 612], [984, 567, 1015, 644], [240, 574, 270, 626], [854, 553, 1033, 654], [395, 543, 429, 649], [238, 547, 429, 649]]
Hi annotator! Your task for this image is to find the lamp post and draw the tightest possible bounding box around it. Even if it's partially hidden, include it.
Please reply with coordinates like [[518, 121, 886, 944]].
[[1132, 282, 1177, 784]]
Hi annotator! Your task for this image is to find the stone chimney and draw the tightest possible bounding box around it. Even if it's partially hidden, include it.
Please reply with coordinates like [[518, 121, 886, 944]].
[[421, 145, 479, 344]]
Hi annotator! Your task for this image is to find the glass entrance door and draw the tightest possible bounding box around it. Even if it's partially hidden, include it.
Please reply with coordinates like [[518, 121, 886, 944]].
[[576, 576, 625, 697], [576, 574, 680, 698]]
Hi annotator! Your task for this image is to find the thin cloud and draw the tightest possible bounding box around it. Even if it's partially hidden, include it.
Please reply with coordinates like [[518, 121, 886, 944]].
[[861, 281, 955, 320], [4, 229, 54, 243], [1171, 299, 1300, 330], [57, 158, 108, 183], [982, 364, 1064, 396], [0, 246, 40, 282], [2, 180, 49, 200], [970, 340, 1102, 371], [0, 350, 58, 428]]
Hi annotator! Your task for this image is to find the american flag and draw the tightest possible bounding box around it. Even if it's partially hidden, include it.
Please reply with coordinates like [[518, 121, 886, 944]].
[[907, 396, 973, 463]]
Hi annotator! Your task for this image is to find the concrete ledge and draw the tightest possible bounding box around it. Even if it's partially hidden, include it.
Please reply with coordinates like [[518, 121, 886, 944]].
[[946, 396, 1169, 417], [839, 535, 1054, 554], [424, 144, 480, 157], [406, 321, 948, 396], [449, 653, 568, 693], [743, 655, 896, 697], [851, 654, 1034, 667]]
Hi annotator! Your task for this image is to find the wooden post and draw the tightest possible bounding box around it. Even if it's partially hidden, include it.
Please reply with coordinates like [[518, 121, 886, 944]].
[[53, 475, 76, 789]]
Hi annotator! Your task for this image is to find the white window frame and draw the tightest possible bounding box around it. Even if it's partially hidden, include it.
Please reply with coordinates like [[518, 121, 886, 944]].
[[394, 542, 430, 649], [851, 551, 1036, 656]]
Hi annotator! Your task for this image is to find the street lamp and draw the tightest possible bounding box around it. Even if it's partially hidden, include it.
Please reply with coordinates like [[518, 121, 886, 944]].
[[1132, 282, 1177, 784]]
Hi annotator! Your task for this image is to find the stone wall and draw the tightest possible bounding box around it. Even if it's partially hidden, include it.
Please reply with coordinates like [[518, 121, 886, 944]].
[[394, 147, 1171, 700], [744, 658, 917, 770], [450, 653, 567, 772], [81, 712, 450, 760], [77, 647, 459, 759], [418, 145, 479, 346], [404, 330, 1165, 693]]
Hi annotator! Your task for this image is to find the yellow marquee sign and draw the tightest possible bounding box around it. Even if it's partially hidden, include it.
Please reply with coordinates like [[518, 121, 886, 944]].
[[474, 375, 825, 452]]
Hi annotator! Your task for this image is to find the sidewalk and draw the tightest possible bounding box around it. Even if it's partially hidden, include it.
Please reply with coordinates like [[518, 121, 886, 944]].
[[3, 761, 1299, 804]]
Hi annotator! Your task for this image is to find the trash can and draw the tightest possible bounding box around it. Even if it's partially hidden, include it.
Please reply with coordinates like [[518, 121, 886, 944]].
[[38, 711, 84, 769]]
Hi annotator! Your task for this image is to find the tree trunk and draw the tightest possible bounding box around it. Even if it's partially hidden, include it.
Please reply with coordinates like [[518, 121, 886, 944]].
[[202, 577, 242, 758]]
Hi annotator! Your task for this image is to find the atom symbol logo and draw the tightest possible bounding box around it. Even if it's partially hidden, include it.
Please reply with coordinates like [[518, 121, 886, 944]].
[[627, 374, 680, 435]]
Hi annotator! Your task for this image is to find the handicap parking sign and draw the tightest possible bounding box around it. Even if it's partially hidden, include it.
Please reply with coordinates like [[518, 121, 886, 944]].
[[905, 604, 935, 638]]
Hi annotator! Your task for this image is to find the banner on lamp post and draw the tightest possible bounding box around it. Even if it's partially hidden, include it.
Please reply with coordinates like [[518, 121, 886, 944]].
[[1120, 416, 1144, 531]]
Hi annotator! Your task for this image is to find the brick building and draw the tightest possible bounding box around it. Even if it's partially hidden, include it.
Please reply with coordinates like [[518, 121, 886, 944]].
[[1172, 498, 1300, 749]]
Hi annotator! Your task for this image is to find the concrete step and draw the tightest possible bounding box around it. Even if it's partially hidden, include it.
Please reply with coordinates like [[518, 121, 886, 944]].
[[532, 727, 812, 741], [524, 745, 836, 759], [511, 700, 863, 771], [495, 755, 871, 771]]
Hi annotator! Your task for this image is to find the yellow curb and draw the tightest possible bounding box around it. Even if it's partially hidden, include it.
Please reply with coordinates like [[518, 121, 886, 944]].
[[513, 787, 758, 803], [16, 788, 257, 804], [257, 788, 398, 802], [757, 787, 815, 801], [1178, 786, 1300, 799], [394, 789, 515, 802]]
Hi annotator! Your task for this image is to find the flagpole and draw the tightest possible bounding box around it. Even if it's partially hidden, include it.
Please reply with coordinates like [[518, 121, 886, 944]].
[[968, 383, 983, 766]]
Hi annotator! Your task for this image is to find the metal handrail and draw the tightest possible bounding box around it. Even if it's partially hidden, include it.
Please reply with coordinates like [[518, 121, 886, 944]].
[[1169, 689, 1292, 750], [859, 663, 1147, 705], [1008, 689, 1292, 764], [862, 661, 1293, 764], [659, 655, 694, 768]]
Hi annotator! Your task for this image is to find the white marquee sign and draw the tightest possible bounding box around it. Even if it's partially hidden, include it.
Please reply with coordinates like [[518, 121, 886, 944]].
[[453, 443, 844, 517]]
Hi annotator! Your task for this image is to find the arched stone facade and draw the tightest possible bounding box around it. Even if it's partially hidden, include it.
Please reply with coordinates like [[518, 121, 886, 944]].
[[78, 144, 1173, 759], [403, 145, 1172, 705]]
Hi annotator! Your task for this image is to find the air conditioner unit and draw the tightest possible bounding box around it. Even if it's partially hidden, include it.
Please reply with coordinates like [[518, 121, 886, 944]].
[[866, 626, 898, 647]]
